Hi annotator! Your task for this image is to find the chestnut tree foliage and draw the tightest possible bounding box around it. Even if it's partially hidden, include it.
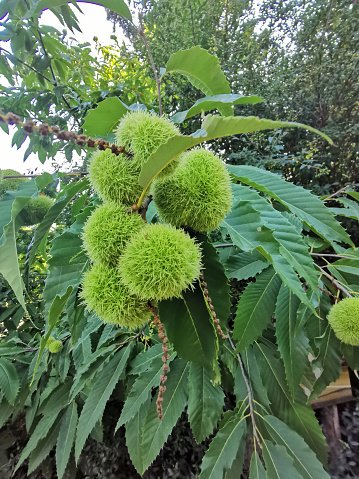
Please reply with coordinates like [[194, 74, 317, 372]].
[[1, 1, 359, 478]]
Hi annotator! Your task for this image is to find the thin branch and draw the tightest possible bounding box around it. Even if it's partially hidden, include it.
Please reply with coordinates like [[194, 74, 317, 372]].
[[188, 0, 197, 45], [226, 329, 261, 449], [138, 14, 162, 116], [315, 263, 353, 298], [323, 185, 350, 202], [35, 27, 73, 112], [0, 47, 53, 83], [310, 252, 353, 259], [2, 173, 88, 178], [214, 243, 235, 248]]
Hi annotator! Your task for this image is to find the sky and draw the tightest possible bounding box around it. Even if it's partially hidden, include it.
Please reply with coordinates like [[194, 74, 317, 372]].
[[0, 3, 124, 174]]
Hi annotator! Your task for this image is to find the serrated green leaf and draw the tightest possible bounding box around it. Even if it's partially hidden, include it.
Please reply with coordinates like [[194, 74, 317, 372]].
[[331, 197, 359, 221], [160, 286, 218, 371], [0, 357, 20, 405], [129, 343, 164, 375], [311, 325, 342, 399], [231, 184, 319, 295], [69, 347, 115, 401], [188, 362, 225, 443], [198, 410, 247, 479], [28, 414, 63, 474], [116, 352, 175, 430], [0, 398, 14, 429], [31, 0, 132, 20], [31, 286, 73, 383], [82, 97, 129, 137], [15, 382, 71, 472], [222, 200, 315, 312], [56, 402, 78, 479], [275, 285, 309, 397], [225, 251, 270, 280], [125, 396, 151, 474], [224, 426, 247, 479], [140, 359, 189, 475], [139, 115, 332, 190], [249, 451, 267, 479], [25, 178, 90, 285], [228, 165, 352, 247], [43, 222, 89, 313], [262, 415, 330, 479], [164, 47, 231, 114], [233, 266, 282, 351], [235, 346, 271, 411], [75, 343, 133, 461], [262, 440, 302, 479], [172, 93, 263, 123], [254, 340, 328, 463]]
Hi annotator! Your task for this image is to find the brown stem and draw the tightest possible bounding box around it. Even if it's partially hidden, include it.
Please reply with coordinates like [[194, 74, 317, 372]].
[[149, 305, 168, 420], [227, 329, 262, 449], [200, 270, 227, 339], [138, 16, 162, 116], [315, 264, 353, 298]]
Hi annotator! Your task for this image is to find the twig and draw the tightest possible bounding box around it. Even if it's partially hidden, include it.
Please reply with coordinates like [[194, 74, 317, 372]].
[[0, 47, 53, 83], [138, 15, 162, 116], [310, 252, 353, 259], [226, 329, 261, 449], [318, 285, 336, 298], [2, 173, 88, 178], [35, 27, 74, 113], [315, 263, 353, 298], [214, 243, 235, 248], [323, 185, 350, 202]]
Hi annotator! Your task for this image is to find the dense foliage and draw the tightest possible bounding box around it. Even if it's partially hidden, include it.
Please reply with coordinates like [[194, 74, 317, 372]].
[[1, 1, 359, 478]]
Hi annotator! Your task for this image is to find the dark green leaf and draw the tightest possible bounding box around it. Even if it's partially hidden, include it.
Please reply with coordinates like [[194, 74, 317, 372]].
[[262, 415, 330, 479], [198, 409, 247, 479], [75, 343, 133, 461], [233, 266, 281, 351], [140, 359, 189, 474], [56, 402, 78, 479], [262, 440, 302, 479], [160, 286, 218, 371], [228, 166, 352, 247], [0, 357, 20, 405], [275, 285, 309, 396], [116, 352, 175, 429], [188, 362, 225, 443]]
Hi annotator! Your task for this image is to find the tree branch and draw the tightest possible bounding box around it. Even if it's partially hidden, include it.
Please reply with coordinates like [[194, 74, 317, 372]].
[[315, 263, 353, 298], [0, 47, 53, 83], [138, 14, 163, 116]]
